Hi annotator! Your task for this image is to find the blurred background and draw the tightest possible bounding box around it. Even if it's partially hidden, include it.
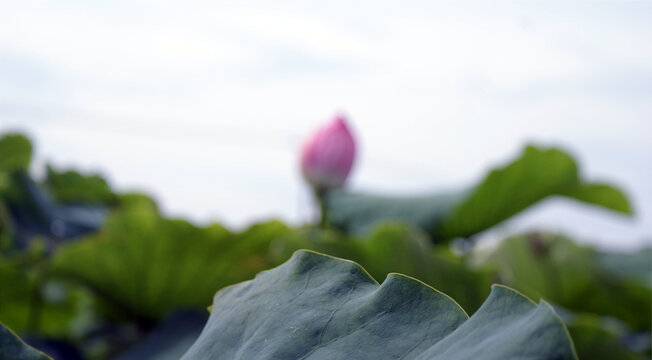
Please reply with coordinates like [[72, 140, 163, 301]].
[[0, 1, 650, 250]]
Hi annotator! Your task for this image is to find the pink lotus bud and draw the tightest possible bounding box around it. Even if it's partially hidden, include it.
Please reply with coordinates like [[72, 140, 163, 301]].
[[300, 115, 356, 191]]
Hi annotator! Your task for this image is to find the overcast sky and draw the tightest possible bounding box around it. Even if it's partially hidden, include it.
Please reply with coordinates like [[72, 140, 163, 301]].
[[0, 1, 650, 250]]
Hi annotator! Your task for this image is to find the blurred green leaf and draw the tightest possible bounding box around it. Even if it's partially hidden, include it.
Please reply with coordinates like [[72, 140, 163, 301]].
[[326, 145, 632, 242], [182, 250, 577, 360], [595, 248, 652, 289], [438, 146, 632, 239], [566, 315, 647, 360], [475, 233, 652, 331], [51, 196, 294, 322], [0, 134, 32, 173], [44, 166, 117, 205], [0, 322, 52, 360], [561, 183, 632, 215], [0, 253, 92, 338], [324, 191, 466, 238]]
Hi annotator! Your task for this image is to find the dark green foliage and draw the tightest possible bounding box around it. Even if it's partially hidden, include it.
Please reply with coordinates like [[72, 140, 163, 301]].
[[476, 233, 652, 331], [181, 250, 577, 360], [51, 196, 293, 322], [596, 248, 652, 289], [437, 146, 631, 239], [44, 166, 117, 205], [560, 183, 632, 216], [0, 134, 32, 173], [326, 146, 632, 241], [0, 133, 647, 359], [324, 191, 466, 238], [566, 315, 648, 360], [0, 134, 33, 234], [46, 220, 651, 359], [1, 170, 107, 247], [0, 248, 94, 338]]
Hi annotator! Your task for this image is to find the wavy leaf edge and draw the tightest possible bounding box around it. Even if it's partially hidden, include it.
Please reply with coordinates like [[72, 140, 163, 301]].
[[184, 249, 579, 360]]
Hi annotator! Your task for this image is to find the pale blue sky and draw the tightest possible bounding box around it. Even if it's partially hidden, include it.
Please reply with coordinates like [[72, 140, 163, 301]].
[[0, 1, 650, 250]]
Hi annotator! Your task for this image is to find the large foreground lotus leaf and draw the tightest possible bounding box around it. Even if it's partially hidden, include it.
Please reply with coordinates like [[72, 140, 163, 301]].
[[273, 224, 492, 313], [325, 145, 631, 241], [0, 322, 51, 360], [182, 250, 577, 360]]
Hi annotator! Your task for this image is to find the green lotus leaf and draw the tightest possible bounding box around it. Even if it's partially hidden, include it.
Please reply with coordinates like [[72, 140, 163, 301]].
[[51, 201, 293, 322], [0, 322, 51, 360], [273, 223, 492, 313], [475, 233, 652, 331], [325, 145, 632, 241], [0, 254, 92, 337], [566, 314, 648, 360], [0, 134, 32, 173], [44, 165, 117, 205], [595, 248, 652, 290], [182, 250, 577, 360]]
